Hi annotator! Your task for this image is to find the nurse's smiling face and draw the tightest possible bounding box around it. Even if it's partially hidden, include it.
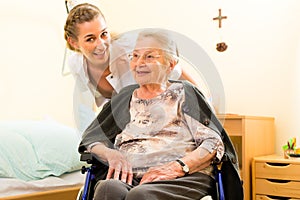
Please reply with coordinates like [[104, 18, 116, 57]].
[[70, 16, 111, 67]]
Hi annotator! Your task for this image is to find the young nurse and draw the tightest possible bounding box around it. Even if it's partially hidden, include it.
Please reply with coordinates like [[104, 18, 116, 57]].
[[64, 3, 197, 132]]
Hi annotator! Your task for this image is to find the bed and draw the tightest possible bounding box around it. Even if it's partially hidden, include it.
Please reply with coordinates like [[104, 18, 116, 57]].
[[0, 119, 86, 200]]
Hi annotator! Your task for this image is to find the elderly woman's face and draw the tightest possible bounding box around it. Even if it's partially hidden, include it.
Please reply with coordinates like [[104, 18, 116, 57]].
[[130, 37, 172, 86]]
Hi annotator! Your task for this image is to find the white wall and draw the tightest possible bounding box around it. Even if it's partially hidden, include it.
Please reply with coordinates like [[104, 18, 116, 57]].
[[0, 0, 74, 125], [98, 0, 300, 154], [1, 0, 299, 154]]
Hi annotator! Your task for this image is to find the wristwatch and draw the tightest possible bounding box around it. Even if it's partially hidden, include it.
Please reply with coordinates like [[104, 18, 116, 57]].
[[176, 159, 189, 175]]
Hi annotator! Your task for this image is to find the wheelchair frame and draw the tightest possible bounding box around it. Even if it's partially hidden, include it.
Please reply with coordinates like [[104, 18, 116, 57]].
[[78, 152, 225, 200], [79, 152, 97, 200]]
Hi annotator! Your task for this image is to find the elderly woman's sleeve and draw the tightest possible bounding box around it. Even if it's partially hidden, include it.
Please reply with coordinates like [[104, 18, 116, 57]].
[[184, 114, 224, 161]]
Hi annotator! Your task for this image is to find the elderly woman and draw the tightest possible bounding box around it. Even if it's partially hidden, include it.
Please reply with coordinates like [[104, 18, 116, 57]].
[[64, 3, 198, 133], [79, 29, 243, 200]]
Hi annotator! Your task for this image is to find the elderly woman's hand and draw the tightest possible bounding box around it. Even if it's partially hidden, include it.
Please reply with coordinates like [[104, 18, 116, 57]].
[[90, 143, 133, 185], [105, 148, 133, 184], [139, 161, 184, 184], [139, 148, 217, 185]]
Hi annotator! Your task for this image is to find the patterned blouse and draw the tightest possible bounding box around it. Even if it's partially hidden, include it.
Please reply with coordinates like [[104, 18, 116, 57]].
[[114, 82, 224, 177]]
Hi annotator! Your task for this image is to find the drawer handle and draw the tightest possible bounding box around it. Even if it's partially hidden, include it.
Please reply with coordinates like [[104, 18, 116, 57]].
[[266, 195, 292, 200], [266, 179, 291, 183], [266, 162, 290, 167]]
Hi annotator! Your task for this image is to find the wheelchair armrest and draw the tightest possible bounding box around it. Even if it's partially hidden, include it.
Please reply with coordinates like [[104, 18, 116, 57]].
[[80, 152, 95, 164]]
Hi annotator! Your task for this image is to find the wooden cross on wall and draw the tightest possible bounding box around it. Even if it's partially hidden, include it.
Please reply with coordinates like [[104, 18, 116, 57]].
[[213, 9, 227, 28]]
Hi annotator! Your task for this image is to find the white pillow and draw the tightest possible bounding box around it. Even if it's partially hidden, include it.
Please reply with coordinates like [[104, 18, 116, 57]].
[[0, 119, 84, 181]]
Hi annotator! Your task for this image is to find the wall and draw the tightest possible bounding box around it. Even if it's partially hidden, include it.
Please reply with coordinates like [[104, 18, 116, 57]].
[[0, 0, 299, 154], [94, 0, 300, 154], [0, 0, 74, 125]]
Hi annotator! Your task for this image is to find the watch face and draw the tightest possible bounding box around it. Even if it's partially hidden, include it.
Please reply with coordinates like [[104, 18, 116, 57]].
[[183, 165, 189, 173], [176, 159, 189, 174]]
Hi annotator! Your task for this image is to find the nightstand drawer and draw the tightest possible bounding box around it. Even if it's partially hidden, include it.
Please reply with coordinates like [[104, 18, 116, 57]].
[[255, 162, 300, 181], [256, 194, 300, 200], [256, 179, 300, 198]]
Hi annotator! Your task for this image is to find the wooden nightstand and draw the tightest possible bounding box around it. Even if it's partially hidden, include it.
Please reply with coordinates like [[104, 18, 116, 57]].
[[218, 114, 275, 200], [252, 155, 300, 200]]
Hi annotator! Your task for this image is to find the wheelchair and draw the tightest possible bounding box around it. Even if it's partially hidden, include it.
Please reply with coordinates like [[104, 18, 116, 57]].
[[76, 152, 234, 200], [76, 152, 97, 200]]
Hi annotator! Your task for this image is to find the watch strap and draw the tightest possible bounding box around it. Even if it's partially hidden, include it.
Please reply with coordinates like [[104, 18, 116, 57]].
[[176, 159, 189, 175], [176, 159, 185, 167]]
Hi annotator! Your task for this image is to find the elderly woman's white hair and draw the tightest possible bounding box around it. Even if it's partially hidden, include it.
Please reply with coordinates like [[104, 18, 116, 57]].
[[136, 29, 179, 63]]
